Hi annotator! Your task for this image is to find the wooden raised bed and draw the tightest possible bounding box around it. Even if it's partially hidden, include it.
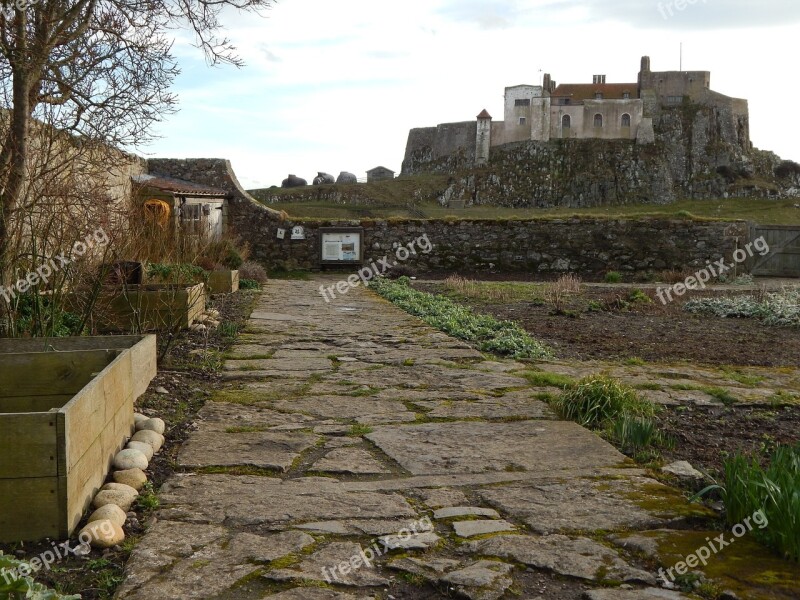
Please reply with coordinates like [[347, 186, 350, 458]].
[[207, 269, 239, 294], [0, 335, 156, 542], [92, 283, 206, 331]]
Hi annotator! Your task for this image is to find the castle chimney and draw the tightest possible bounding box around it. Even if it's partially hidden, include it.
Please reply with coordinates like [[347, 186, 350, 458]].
[[543, 73, 551, 92], [640, 56, 651, 73], [593, 75, 606, 84]]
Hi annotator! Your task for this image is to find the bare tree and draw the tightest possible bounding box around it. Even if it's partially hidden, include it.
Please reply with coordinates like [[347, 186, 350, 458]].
[[0, 0, 271, 273]]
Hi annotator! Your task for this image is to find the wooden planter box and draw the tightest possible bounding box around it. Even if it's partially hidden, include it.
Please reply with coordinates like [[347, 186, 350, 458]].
[[208, 270, 239, 294], [92, 283, 206, 332], [0, 335, 157, 542]]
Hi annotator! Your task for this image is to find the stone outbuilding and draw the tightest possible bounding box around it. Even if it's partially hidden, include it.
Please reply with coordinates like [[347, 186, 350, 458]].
[[366, 166, 395, 183]]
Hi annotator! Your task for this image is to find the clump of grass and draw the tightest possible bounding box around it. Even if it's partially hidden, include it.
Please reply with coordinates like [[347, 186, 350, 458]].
[[348, 423, 374, 437], [702, 386, 738, 406], [627, 289, 652, 304], [696, 444, 800, 562], [136, 482, 160, 512], [523, 371, 575, 388], [371, 278, 552, 360], [553, 374, 655, 429], [604, 271, 622, 283]]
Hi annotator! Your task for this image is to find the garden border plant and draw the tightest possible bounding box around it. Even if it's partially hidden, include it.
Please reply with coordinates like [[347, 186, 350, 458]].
[[370, 277, 551, 359]]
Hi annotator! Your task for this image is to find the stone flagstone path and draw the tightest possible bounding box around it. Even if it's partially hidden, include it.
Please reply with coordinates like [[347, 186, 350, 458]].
[[115, 279, 795, 600]]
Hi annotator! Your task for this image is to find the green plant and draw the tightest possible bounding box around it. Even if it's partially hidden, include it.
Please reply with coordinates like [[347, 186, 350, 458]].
[[702, 386, 737, 406], [523, 371, 575, 388], [695, 444, 800, 562], [685, 286, 800, 328], [239, 278, 261, 290], [371, 278, 551, 360], [349, 423, 374, 437], [146, 262, 207, 283], [0, 552, 80, 599], [609, 415, 661, 454], [604, 271, 622, 283], [218, 321, 239, 338], [553, 374, 655, 429], [136, 482, 160, 512], [627, 289, 652, 304]]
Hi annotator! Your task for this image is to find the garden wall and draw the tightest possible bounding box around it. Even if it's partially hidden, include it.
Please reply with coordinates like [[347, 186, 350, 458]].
[[144, 158, 751, 276]]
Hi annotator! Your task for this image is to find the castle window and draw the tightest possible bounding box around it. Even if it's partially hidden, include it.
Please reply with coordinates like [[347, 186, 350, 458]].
[[595, 92, 603, 100], [515, 99, 531, 107], [666, 95, 684, 105], [562, 114, 571, 129], [623, 91, 630, 99], [621, 113, 631, 127], [519, 117, 527, 125], [593, 114, 603, 128]]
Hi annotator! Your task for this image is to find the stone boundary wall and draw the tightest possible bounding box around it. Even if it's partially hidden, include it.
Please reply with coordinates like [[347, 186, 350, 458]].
[[145, 158, 750, 275]]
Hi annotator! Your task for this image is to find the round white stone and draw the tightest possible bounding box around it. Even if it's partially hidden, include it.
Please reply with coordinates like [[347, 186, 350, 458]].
[[136, 417, 166, 435], [126, 441, 154, 461], [87, 504, 127, 528], [131, 429, 165, 453], [92, 488, 138, 512], [79, 519, 125, 549], [113, 448, 148, 471], [113, 468, 147, 491]]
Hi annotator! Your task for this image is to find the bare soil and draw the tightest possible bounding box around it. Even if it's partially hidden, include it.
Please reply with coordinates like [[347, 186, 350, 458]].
[[417, 281, 800, 479]]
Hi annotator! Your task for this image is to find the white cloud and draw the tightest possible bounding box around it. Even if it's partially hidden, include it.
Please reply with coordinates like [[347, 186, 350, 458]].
[[146, 0, 800, 190]]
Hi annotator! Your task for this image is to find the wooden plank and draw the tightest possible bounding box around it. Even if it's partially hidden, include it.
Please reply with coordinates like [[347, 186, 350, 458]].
[[0, 395, 72, 414], [62, 351, 132, 470], [0, 350, 115, 397], [65, 390, 133, 534], [0, 413, 58, 478], [0, 335, 147, 354], [129, 335, 157, 399], [0, 477, 60, 542]]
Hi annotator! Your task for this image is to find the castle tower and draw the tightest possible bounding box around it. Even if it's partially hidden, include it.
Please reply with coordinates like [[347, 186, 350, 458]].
[[475, 109, 492, 166]]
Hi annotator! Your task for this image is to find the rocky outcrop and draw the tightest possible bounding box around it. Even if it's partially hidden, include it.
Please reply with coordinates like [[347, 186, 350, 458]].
[[403, 103, 792, 207]]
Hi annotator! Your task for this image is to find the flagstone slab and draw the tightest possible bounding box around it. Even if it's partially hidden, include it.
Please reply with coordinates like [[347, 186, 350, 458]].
[[193, 402, 314, 432], [274, 396, 411, 420], [465, 534, 656, 584], [158, 475, 418, 527], [415, 398, 554, 420], [265, 542, 389, 587], [477, 476, 707, 534], [366, 421, 627, 475], [115, 521, 314, 600], [311, 448, 393, 475], [177, 430, 318, 471]]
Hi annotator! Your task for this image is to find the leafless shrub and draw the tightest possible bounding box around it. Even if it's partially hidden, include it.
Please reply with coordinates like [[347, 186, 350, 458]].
[[239, 261, 268, 283]]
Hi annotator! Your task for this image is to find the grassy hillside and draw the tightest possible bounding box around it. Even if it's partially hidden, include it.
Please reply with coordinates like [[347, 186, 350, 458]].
[[249, 176, 800, 224]]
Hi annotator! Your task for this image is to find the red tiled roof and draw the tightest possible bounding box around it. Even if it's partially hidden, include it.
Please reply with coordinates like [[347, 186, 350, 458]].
[[132, 174, 230, 197], [551, 83, 638, 101], [477, 109, 492, 119]]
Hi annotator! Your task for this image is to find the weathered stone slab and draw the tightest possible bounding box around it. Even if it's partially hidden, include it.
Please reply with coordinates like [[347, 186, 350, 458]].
[[585, 589, 691, 600], [263, 589, 373, 599], [409, 487, 470, 508], [466, 535, 656, 584], [440, 560, 514, 600], [194, 402, 313, 432], [366, 421, 626, 475], [477, 477, 705, 534], [453, 520, 515, 538], [115, 521, 314, 600], [275, 396, 410, 420], [416, 398, 553, 420], [433, 506, 500, 519], [378, 531, 440, 550], [312, 448, 392, 475], [177, 431, 318, 471], [158, 475, 417, 527], [224, 357, 333, 372], [266, 542, 389, 587]]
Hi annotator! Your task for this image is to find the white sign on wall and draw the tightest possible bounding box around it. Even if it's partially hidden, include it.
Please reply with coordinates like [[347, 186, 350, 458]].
[[321, 232, 361, 262], [291, 226, 306, 240], [276, 228, 286, 239]]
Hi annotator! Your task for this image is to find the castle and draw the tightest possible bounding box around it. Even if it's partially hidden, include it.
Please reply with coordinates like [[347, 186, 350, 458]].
[[403, 56, 750, 173]]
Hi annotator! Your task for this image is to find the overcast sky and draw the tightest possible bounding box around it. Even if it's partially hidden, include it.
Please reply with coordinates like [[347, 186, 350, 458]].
[[145, 0, 800, 190]]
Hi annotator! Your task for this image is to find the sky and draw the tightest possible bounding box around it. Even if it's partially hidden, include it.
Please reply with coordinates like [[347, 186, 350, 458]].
[[144, 0, 800, 191]]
